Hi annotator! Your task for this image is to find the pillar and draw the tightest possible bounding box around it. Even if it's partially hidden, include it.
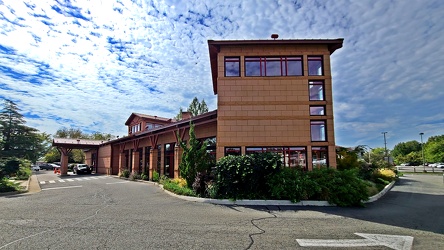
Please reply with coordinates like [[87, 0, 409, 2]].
[[149, 148, 157, 180], [119, 151, 126, 175], [174, 145, 183, 179], [132, 149, 140, 174]]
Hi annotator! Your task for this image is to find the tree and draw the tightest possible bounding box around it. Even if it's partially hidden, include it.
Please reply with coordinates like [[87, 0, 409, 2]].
[[0, 99, 50, 162], [178, 123, 210, 188], [336, 146, 361, 170], [176, 97, 209, 120], [391, 141, 421, 164], [424, 135, 444, 163]]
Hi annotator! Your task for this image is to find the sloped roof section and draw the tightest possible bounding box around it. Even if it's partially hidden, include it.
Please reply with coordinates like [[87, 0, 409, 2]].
[[124, 112, 172, 125]]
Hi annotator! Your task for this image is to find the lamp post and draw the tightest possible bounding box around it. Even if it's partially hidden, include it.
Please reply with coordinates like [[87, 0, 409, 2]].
[[382, 132, 388, 165], [420, 132, 425, 172], [363, 145, 372, 164]]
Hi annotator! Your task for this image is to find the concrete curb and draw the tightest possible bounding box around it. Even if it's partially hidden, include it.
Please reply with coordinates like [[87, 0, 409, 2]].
[[365, 180, 395, 203]]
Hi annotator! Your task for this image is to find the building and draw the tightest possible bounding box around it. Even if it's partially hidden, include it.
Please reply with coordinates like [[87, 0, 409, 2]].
[[55, 37, 343, 177]]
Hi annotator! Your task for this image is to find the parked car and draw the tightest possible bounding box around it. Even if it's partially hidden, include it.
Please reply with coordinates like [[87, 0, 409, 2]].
[[436, 163, 444, 169], [31, 165, 40, 171], [73, 164, 92, 174], [39, 163, 53, 170]]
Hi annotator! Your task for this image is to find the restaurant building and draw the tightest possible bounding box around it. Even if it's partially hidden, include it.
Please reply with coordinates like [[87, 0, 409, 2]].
[[59, 37, 343, 178]]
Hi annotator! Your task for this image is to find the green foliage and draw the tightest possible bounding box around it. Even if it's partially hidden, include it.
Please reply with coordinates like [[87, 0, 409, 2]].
[[267, 167, 316, 202], [129, 172, 141, 181], [179, 123, 211, 188], [0, 178, 20, 192], [395, 151, 422, 166], [140, 173, 148, 181], [176, 97, 209, 120], [0, 157, 21, 178], [161, 178, 196, 196], [215, 152, 282, 199], [336, 146, 361, 170], [152, 170, 160, 182], [0, 99, 50, 162], [424, 135, 444, 163], [391, 141, 421, 158], [120, 169, 130, 178], [307, 168, 369, 207]]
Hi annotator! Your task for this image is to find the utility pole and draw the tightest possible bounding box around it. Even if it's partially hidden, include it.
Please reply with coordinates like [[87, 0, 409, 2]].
[[420, 132, 425, 172], [382, 132, 388, 165]]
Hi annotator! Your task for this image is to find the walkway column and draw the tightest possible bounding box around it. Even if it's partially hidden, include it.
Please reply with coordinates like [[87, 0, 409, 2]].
[[174, 145, 183, 179], [149, 148, 158, 180], [58, 147, 71, 176], [132, 149, 140, 174], [119, 151, 126, 175]]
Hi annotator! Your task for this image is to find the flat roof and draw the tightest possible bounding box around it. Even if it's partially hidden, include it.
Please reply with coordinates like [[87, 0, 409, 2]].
[[208, 38, 344, 94]]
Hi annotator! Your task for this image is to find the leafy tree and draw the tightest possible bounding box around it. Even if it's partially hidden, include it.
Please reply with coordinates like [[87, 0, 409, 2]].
[[178, 123, 210, 188], [424, 135, 444, 163], [176, 97, 209, 120], [336, 146, 361, 170], [0, 99, 49, 162], [391, 141, 421, 164]]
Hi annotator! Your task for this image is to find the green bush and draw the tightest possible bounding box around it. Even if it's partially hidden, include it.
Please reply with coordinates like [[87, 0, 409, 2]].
[[0, 178, 19, 192], [307, 168, 369, 207], [152, 170, 160, 182], [162, 178, 196, 196], [15, 167, 31, 180], [129, 172, 141, 181], [140, 173, 148, 181], [267, 167, 316, 202], [215, 152, 282, 199], [120, 169, 130, 178]]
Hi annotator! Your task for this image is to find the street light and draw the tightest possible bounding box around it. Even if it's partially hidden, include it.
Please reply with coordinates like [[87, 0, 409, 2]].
[[382, 132, 389, 165], [420, 132, 425, 172]]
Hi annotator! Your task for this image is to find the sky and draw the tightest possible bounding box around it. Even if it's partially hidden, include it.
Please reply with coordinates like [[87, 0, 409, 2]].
[[1, 0, 443, 150]]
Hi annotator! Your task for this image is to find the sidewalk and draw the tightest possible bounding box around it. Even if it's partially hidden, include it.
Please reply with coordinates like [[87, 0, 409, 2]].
[[0, 174, 41, 196]]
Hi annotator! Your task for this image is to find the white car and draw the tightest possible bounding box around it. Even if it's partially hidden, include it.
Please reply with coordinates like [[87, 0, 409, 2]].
[[31, 165, 40, 171], [436, 163, 444, 169]]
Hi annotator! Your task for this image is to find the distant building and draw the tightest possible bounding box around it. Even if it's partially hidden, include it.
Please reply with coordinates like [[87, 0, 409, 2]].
[[80, 37, 344, 178]]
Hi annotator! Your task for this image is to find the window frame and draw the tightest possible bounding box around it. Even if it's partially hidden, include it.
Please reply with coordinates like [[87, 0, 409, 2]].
[[309, 105, 326, 116], [310, 120, 327, 142], [244, 56, 303, 77], [224, 147, 241, 156], [312, 146, 328, 168], [309, 80, 325, 101], [224, 57, 240, 77], [308, 55, 324, 76]]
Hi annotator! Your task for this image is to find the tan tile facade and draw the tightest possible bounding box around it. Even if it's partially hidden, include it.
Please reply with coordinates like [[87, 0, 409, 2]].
[[210, 41, 342, 169]]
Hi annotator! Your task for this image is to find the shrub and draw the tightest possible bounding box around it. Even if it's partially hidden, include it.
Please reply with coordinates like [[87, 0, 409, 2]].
[[162, 178, 195, 196], [307, 168, 369, 207], [15, 167, 31, 180], [373, 168, 397, 182], [215, 152, 282, 199], [0, 178, 19, 192], [152, 171, 160, 182], [267, 167, 316, 202], [129, 172, 141, 181], [120, 169, 130, 178], [140, 173, 148, 181]]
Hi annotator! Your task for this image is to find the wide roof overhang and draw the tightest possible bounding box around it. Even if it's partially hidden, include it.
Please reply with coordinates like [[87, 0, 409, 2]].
[[52, 138, 103, 150]]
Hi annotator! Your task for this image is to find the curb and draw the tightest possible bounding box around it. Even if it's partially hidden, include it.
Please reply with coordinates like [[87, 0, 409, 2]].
[[0, 176, 31, 197]]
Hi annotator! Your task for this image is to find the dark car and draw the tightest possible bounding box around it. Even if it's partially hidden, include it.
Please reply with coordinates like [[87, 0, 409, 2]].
[[40, 163, 54, 170], [73, 164, 92, 174]]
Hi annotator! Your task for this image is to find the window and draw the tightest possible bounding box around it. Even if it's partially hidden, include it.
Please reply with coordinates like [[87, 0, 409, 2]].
[[309, 81, 325, 101], [225, 147, 241, 156], [225, 57, 240, 77], [144, 146, 151, 174], [308, 56, 323, 75], [245, 146, 307, 168], [312, 146, 328, 168], [164, 143, 175, 177], [310, 106, 326, 116], [131, 123, 141, 133], [311, 120, 326, 141], [245, 56, 302, 76]]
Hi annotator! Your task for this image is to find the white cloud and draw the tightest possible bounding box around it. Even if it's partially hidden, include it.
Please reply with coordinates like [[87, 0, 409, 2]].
[[1, 0, 443, 149]]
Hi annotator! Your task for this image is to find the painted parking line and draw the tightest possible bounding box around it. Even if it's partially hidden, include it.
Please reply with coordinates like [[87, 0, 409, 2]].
[[67, 179, 74, 182], [40, 181, 45, 184], [106, 181, 129, 185], [41, 186, 82, 191], [49, 180, 56, 184], [59, 180, 65, 182]]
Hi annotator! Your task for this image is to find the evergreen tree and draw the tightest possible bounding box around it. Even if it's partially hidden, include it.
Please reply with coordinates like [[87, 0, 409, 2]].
[[175, 97, 209, 120], [178, 122, 210, 188], [0, 99, 49, 162]]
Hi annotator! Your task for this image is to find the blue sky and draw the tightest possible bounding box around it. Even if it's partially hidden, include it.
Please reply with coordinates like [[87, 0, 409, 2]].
[[1, 0, 443, 150]]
